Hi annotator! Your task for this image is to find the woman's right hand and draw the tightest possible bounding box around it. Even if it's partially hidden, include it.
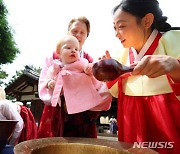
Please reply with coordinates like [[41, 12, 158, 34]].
[[99, 50, 111, 60]]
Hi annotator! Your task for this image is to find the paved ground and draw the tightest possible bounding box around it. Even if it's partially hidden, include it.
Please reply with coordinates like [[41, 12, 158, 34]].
[[97, 135, 118, 141], [97, 133, 118, 141]]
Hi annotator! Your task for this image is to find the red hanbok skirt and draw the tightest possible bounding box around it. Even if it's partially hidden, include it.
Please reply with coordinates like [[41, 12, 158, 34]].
[[37, 97, 99, 138], [117, 92, 180, 154], [19, 106, 37, 142]]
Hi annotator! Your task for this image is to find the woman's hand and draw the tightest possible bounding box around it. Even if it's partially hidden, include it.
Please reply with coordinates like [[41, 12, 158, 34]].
[[99, 50, 111, 60], [132, 55, 180, 81]]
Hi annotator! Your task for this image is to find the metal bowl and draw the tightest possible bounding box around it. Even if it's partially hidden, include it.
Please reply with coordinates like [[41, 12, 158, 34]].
[[0, 120, 18, 151], [14, 137, 158, 154]]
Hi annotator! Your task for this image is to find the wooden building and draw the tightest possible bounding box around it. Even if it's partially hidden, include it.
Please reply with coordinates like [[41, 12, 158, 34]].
[[5, 69, 44, 123]]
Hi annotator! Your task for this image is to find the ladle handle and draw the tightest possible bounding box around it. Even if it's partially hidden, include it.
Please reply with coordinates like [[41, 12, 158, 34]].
[[118, 65, 134, 74]]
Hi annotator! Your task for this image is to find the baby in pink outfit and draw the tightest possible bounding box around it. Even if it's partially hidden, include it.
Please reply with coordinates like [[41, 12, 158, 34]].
[[41, 35, 112, 114]]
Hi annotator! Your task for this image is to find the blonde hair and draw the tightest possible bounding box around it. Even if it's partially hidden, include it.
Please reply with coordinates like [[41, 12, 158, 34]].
[[56, 35, 79, 54], [0, 87, 6, 100], [68, 16, 90, 37]]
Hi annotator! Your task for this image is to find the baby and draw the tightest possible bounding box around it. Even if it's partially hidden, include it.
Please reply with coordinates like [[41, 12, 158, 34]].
[[45, 35, 112, 114]]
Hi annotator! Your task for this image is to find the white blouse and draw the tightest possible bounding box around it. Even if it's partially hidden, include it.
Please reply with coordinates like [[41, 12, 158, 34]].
[[0, 99, 24, 143]]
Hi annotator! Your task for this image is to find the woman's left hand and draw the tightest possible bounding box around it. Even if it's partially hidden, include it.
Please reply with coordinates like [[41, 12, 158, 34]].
[[132, 55, 180, 80]]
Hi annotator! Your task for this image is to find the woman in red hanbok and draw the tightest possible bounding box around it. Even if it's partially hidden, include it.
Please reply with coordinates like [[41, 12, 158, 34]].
[[101, 0, 180, 153]]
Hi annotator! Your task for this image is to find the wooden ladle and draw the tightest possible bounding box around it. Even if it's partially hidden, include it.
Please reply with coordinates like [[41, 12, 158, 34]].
[[92, 58, 134, 81]]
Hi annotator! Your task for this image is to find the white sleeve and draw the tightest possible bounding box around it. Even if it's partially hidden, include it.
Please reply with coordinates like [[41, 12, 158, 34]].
[[1, 100, 24, 140]]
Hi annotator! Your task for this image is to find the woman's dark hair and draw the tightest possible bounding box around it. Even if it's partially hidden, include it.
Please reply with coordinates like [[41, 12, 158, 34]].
[[113, 0, 180, 32]]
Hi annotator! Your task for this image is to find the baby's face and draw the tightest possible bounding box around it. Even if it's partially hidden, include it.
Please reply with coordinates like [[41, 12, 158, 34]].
[[60, 37, 80, 64]]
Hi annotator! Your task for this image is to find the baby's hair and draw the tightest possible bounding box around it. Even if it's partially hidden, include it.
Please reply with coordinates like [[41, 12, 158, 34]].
[[56, 37, 65, 53], [56, 35, 79, 54]]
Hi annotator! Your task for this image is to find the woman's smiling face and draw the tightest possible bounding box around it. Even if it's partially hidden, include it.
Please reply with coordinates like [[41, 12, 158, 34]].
[[113, 9, 145, 52]]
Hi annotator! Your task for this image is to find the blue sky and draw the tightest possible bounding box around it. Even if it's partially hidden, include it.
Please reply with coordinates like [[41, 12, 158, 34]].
[[2, 0, 180, 83]]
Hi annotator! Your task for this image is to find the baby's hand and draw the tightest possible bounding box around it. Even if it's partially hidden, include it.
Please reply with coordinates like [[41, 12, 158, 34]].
[[47, 80, 56, 90], [84, 63, 93, 75]]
